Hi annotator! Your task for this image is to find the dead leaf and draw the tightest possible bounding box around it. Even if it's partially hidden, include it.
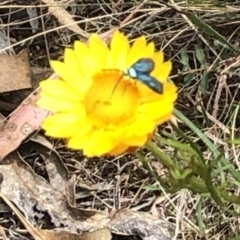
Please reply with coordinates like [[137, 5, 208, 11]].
[[0, 49, 32, 93], [0, 71, 60, 161], [0, 151, 173, 240], [0, 92, 49, 160], [0, 152, 110, 233]]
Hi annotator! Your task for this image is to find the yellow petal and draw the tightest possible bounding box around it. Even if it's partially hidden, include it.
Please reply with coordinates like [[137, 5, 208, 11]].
[[89, 34, 109, 70], [156, 61, 172, 82], [43, 112, 86, 138], [127, 36, 147, 67], [50, 60, 68, 80], [155, 112, 173, 125], [138, 77, 177, 104], [67, 127, 91, 150], [123, 134, 148, 146], [39, 80, 82, 102], [68, 128, 116, 156], [84, 129, 116, 156], [50, 60, 88, 95], [131, 116, 156, 136], [37, 92, 82, 112], [151, 52, 164, 78], [140, 100, 174, 121], [64, 48, 81, 74], [74, 41, 96, 83], [64, 48, 90, 94], [110, 31, 130, 70], [145, 42, 155, 58], [153, 52, 164, 66], [44, 112, 86, 126], [44, 127, 74, 138], [121, 116, 155, 139], [108, 144, 129, 156]]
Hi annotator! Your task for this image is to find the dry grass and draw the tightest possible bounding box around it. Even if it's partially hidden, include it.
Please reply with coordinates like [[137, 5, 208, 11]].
[[0, 0, 240, 239]]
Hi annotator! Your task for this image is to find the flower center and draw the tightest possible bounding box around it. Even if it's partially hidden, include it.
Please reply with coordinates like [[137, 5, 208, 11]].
[[84, 70, 140, 127]]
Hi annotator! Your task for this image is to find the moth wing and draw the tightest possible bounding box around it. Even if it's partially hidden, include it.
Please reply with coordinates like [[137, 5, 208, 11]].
[[131, 58, 155, 73], [137, 74, 163, 94]]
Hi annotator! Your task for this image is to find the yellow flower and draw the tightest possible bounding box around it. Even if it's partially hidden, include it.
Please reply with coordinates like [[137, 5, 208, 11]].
[[37, 31, 177, 157]]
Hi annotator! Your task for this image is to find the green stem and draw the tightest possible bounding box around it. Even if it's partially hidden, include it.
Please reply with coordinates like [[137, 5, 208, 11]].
[[145, 141, 178, 169], [142, 141, 238, 207]]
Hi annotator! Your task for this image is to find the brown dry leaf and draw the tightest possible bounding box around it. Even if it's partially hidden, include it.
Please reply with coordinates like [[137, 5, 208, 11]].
[[0, 69, 56, 161], [0, 151, 173, 239], [39, 228, 111, 240], [0, 152, 110, 233], [0, 49, 32, 93], [0, 91, 49, 161], [0, 157, 111, 240]]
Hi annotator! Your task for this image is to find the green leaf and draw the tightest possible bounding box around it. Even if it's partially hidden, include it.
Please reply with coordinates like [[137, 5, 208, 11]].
[[183, 73, 194, 87], [180, 47, 190, 68], [195, 44, 206, 66], [200, 70, 209, 93]]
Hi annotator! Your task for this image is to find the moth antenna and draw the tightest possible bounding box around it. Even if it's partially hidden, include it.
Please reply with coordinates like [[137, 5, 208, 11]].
[[108, 72, 124, 101]]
